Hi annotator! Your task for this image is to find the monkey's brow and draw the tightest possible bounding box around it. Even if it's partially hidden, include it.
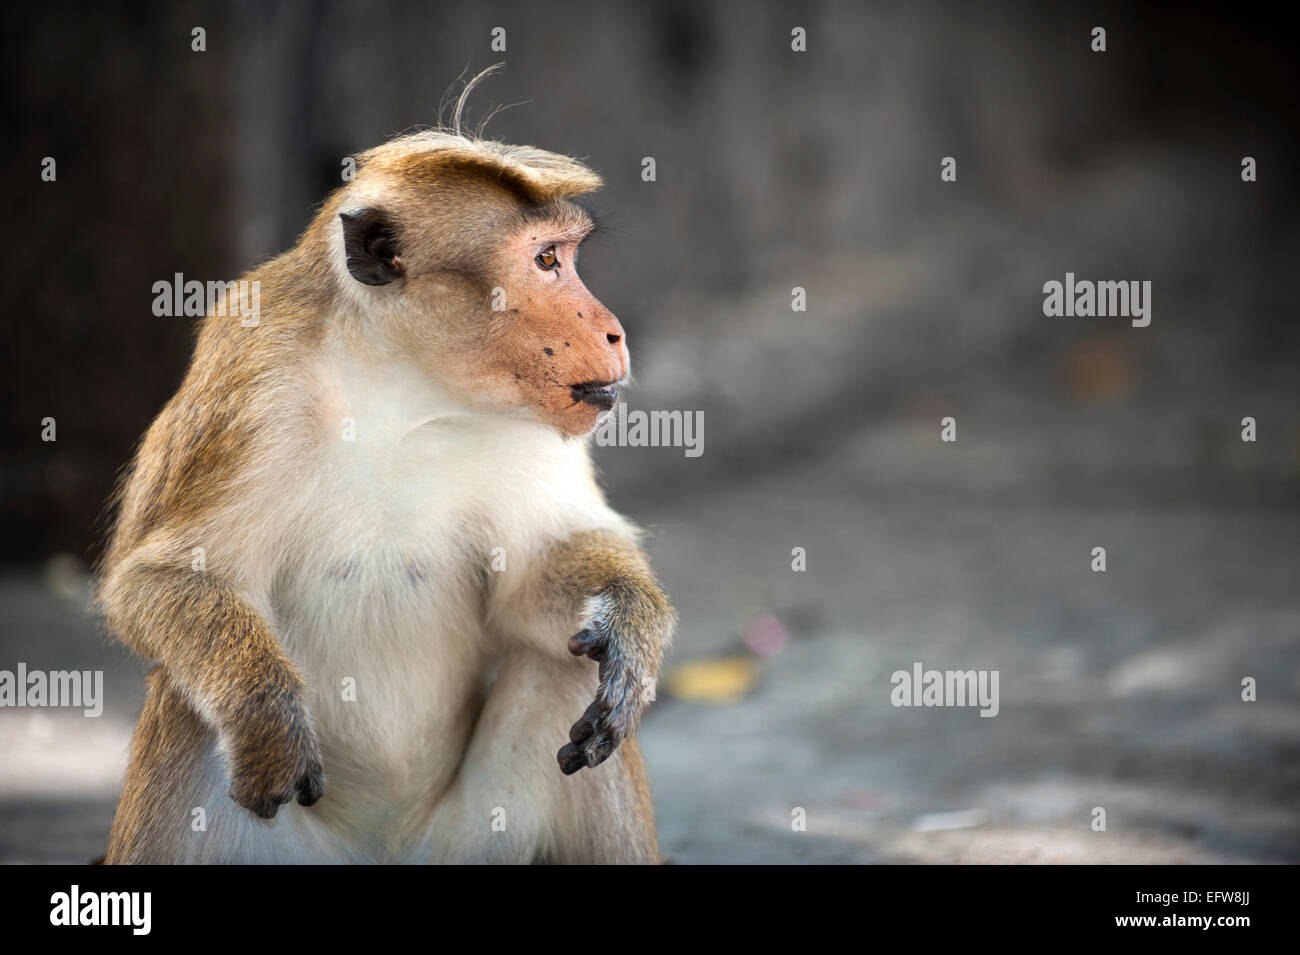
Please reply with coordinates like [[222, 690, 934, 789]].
[[518, 200, 597, 241]]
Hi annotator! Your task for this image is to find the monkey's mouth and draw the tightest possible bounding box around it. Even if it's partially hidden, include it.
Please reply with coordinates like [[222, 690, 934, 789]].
[[569, 380, 619, 411]]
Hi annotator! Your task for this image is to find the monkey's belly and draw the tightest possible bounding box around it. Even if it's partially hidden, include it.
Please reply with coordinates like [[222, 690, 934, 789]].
[[266, 549, 494, 858]]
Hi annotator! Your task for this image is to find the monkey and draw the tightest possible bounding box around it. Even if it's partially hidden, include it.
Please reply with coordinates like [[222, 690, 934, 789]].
[[97, 75, 676, 863]]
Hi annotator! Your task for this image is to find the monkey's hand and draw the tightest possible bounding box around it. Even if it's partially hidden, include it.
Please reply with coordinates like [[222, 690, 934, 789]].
[[225, 690, 325, 819], [558, 584, 674, 775]]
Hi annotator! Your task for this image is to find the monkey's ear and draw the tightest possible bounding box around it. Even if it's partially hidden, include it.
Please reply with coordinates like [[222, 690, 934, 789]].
[[339, 207, 404, 286]]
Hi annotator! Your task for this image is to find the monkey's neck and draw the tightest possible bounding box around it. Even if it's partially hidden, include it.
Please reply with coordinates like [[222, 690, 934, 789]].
[[314, 347, 541, 448]]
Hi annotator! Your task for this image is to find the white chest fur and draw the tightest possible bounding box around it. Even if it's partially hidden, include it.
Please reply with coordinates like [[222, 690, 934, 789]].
[[262, 353, 609, 816]]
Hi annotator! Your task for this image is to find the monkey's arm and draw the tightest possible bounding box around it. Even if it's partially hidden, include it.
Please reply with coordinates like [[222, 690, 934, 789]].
[[491, 529, 676, 774], [98, 549, 324, 818]]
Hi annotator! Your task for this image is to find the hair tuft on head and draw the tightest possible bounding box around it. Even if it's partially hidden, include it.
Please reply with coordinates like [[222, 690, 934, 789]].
[[450, 63, 506, 138], [353, 64, 602, 203]]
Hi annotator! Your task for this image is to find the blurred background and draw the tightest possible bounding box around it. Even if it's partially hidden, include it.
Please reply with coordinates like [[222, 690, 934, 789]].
[[2, 0, 1297, 862]]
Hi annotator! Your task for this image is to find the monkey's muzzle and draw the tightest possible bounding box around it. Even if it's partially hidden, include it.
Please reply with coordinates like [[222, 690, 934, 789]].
[[570, 381, 619, 411]]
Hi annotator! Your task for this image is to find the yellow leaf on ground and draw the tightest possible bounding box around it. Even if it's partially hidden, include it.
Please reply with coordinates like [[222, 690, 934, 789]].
[[663, 657, 760, 705]]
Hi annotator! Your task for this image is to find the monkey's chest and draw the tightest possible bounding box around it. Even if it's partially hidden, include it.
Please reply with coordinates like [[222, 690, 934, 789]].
[[272, 504, 493, 807], [265, 408, 583, 810]]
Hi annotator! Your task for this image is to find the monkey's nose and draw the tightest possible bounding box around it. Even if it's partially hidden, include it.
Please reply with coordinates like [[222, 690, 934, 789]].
[[600, 317, 628, 369], [598, 313, 625, 348], [591, 306, 628, 378]]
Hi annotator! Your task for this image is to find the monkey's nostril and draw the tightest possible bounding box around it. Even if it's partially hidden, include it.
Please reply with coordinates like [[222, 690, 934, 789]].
[[606, 333, 621, 345]]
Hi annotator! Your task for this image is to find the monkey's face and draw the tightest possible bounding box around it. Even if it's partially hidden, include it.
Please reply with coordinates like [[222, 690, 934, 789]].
[[466, 225, 630, 436], [339, 178, 629, 437]]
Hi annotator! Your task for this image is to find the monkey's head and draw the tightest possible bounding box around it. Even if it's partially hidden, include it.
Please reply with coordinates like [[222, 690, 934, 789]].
[[325, 130, 628, 437]]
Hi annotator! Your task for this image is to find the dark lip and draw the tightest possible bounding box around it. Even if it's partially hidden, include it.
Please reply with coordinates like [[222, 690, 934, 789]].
[[569, 380, 619, 411]]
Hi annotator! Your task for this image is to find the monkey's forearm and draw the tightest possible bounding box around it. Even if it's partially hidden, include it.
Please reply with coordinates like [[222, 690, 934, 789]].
[[99, 558, 324, 817], [501, 529, 676, 774], [540, 530, 674, 670], [101, 560, 300, 724]]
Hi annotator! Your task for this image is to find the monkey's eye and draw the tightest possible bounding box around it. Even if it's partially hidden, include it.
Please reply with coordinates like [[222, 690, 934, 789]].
[[535, 245, 558, 271]]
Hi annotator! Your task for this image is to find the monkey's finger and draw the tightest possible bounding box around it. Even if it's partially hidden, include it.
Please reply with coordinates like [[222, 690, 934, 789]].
[[571, 699, 610, 740], [296, 770, 325, 807], [557, 742, 588, 775], [231, 784, 282, 820], [568, 718, 595, 744], [567, 629, 608, 660]]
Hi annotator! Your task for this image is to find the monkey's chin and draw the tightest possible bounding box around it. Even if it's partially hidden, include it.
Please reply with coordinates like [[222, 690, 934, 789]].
[[562, 406, 605, 437], [535, 402, 605, 438]]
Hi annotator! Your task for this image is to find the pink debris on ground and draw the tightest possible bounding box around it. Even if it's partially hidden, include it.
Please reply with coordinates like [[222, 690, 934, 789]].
[[743, 614, 787, 657]]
